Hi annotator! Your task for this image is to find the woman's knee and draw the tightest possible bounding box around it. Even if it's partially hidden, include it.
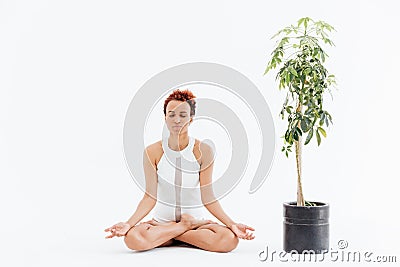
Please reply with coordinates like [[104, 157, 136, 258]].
[[213, 228, 239, 252], [124, 224, 151, 251]]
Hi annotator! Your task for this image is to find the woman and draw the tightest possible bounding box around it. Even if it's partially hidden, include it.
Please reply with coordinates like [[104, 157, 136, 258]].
[[105, 89, 255, 252]]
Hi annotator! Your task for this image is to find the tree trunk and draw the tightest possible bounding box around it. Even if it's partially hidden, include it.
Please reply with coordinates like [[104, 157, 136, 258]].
[[296, 100, 305, 206]]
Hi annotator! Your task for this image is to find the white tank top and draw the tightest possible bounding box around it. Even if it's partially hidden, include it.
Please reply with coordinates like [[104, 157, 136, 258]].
[[152, 136, 207, 223]]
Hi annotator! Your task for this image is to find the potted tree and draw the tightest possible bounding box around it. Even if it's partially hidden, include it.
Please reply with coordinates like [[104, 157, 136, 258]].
[[264, 17, 337, 253]]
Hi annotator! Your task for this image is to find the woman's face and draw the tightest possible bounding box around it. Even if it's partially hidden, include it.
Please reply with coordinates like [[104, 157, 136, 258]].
[[165, 100, 192, 135]]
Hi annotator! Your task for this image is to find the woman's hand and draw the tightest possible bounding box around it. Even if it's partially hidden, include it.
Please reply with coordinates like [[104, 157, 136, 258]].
[[104, 222, 131, 239], [229, 223, 255, 240]]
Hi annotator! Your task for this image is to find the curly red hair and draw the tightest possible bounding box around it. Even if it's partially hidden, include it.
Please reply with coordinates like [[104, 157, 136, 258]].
[[163, 89, 196, 116]]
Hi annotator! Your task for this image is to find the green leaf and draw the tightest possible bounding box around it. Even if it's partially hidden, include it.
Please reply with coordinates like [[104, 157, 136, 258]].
[[264, 66, 270, 75], [285, 129, 290, 141], [318, 127, 327, 137], [319, 112, 325, 126], [313, 47, 318, 57], [304, 67, 311, 76], [326, 112, 333, 124], [316, 130, 321, 146], [279, 79, 284, 89], [298, 18, 305, 27], [288, 66, 298, 77], [320, 113, 326, 124], [300, 119, 308, 132], [296, 126, 302, 136], [285, 71, 291, 86], [304, 128, 313, 145], [293, 129, 299, 141]]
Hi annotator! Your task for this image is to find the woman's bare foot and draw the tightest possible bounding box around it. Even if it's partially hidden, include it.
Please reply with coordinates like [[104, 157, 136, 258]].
[[180, 214, 216, 230]]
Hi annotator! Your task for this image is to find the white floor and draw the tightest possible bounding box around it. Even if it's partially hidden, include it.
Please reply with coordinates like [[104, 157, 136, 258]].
[[2, 208, 398, 267]]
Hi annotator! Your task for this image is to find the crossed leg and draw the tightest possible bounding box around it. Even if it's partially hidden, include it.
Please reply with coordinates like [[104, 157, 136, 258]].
[[124, 219, 186, 251], [173, 223, 239, 252], [124, 214, 238, 252]]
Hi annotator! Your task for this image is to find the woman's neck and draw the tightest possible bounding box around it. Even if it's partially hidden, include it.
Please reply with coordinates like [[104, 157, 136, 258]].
[[168, 133, 189, 151]]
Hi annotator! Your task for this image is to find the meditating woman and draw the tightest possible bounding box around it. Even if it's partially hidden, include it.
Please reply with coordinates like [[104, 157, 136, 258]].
[[105, 89, 255, 252]]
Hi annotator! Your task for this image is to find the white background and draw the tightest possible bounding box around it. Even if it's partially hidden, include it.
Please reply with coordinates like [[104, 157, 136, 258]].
[[1, 0, 399, 266]]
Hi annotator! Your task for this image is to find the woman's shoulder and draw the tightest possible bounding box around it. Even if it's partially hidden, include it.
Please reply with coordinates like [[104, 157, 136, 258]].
[[193, 138, 214, 152], [145, 140, 163, 163], [193, 138, 215, 165]]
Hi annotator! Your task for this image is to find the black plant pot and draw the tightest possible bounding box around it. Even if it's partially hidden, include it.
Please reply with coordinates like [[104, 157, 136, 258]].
[[283, 201, 329, 254]]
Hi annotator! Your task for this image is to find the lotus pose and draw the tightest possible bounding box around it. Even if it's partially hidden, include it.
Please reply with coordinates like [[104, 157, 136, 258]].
[[105, 89, 255, 252]]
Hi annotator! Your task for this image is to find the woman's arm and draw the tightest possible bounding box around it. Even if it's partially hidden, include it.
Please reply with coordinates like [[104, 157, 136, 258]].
[[125, 146, 158, 227], [105, 146, 159, 238], [198, 142, 235, 228], [198, 142, 255, 240]]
